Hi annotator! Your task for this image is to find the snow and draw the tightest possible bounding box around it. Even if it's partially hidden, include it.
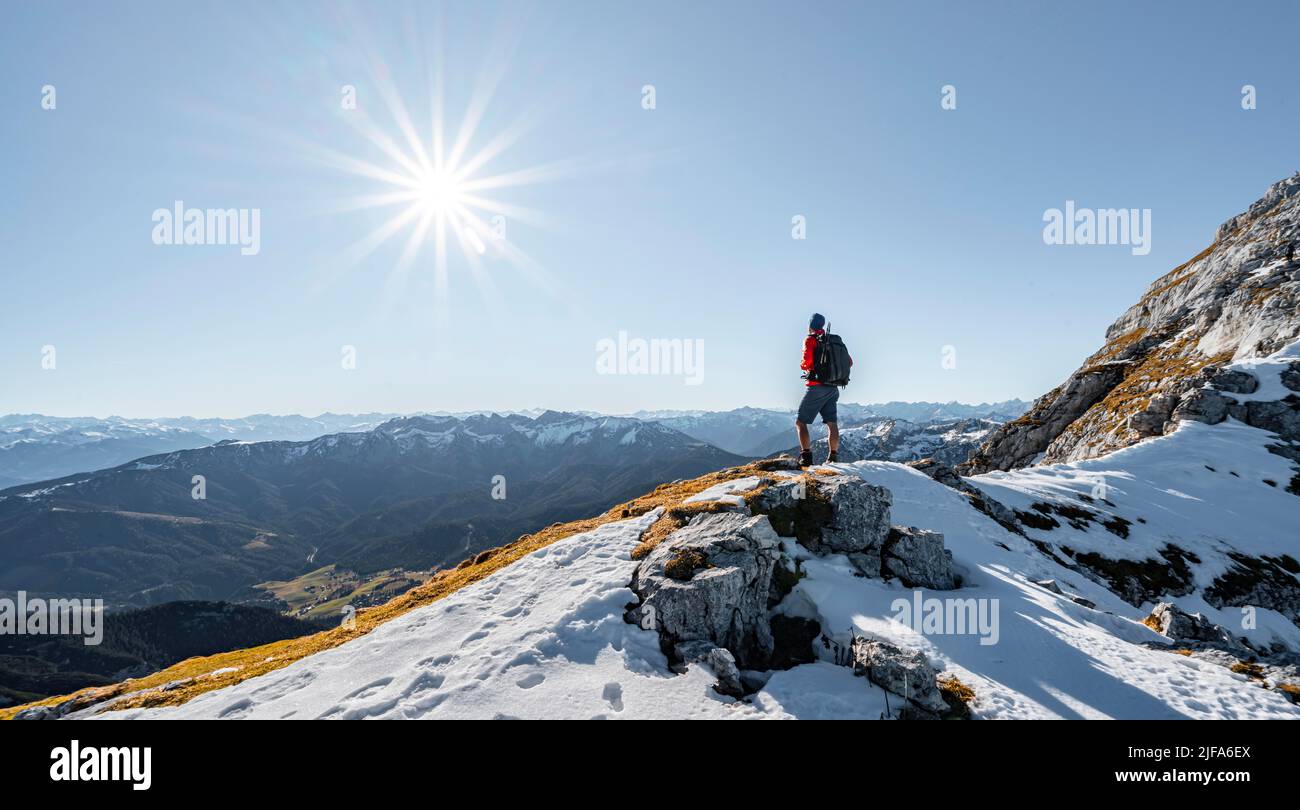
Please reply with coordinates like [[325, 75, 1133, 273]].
[[800, 459, 1300, 719], [967, 420, 1300, 649], [1215, 338, 1300, 402], [95, 401, 1300, 720], [683, 476, 762, 507]]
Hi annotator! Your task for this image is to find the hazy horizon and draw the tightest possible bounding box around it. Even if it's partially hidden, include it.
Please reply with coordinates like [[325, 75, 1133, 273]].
[[2, 396, 1032, 423]]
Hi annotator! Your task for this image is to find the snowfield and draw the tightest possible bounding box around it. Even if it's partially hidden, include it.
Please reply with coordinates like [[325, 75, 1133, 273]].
[[98, 415, 1300, 719]]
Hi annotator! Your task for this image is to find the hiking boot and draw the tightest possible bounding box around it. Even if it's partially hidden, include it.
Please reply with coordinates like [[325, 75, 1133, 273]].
[[798, 450, 813, 468], [825, 450, 838, 464]]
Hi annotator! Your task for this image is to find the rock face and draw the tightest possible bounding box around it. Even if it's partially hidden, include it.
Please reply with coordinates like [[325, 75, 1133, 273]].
[[674, 641, 744, 697], [751, 475, 891, 556], [628, 471, 963, 699], [882, 526, 956, 590], [630, 512, 782, 669], [1146, 602, 1234, 645], [961, 173, 1300, 473], [850, 636, 947, 714]]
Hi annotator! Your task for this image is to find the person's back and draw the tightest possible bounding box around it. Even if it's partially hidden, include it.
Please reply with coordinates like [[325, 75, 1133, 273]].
[[794, 313, 851, 467]]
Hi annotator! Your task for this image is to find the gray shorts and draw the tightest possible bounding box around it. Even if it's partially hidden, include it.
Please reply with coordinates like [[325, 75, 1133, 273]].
[[797, 384, 839, 424]]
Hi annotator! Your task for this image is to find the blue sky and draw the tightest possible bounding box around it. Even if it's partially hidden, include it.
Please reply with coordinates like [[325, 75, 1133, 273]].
[[2, 0, 1297, 418]]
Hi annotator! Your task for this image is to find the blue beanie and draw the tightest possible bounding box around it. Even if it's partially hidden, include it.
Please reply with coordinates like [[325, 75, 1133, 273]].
[[809, 313, 826, 331]]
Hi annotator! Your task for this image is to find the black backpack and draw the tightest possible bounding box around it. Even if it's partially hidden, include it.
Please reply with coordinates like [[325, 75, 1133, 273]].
[[810, 331, 852, 386]]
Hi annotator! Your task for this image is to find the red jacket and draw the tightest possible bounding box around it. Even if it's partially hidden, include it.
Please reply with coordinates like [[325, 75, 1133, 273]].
[[801, 330, 823, 386]]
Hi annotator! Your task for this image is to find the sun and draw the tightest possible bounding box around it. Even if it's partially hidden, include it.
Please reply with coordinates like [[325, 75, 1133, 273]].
[[415, 168, 464, 216], [301, 40, 576, 318]]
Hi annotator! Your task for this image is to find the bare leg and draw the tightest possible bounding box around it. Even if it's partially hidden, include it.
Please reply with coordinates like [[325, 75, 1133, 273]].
[[827, 421, 840, 453], [796, 419, 811, 451]]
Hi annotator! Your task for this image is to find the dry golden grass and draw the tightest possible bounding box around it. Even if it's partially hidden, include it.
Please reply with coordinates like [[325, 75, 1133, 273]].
[[1230, 660, 1266, 680], [938, 675, 976, 705], [2, 457, 799, 719], [1141, 614, 1165, 633], [1173, 649, 1193, 657], [1277, 682, 1300, 699]]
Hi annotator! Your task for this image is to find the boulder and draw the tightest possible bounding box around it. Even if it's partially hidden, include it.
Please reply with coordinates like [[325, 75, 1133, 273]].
[[751, 474, 891, 555], [881, 526, 956, 590], [850, 636, 947, 714], [12, 706, 59, 721], [1209, 369, 1260, 395], [631, 512, 781, 669], [1146, 602, 1234, 644], [1034, 579, 1064, 595], [674, 641, 744, 697], [1282, 362, 1300, 392], [1244, 398, 1300, 441], [1170, 387, 1240, 426]]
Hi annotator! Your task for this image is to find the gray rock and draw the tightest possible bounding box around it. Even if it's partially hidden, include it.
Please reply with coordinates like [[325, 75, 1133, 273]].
[[1171, 388, 1239, 426], [1244, 398, 1300, 441], [1282, 362, 1300, 392], [1210, 369, 1260, 394], [631, 512, 782, 669], [1147, 602, 1234, 644], [751, 474, 891, 555], [13, 706, 59, 720], [850, 636, 947, 714], [881, 526, 956, 590], [674, 641, 744, 697], [1034, 579, 1064, 595], [1126, 409, 1169, 437]]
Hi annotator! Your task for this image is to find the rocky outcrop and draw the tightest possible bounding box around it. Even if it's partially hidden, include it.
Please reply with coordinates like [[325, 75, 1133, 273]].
[[751, 475, 891, 556], [627, 471, 962, 700], [961, 173, 1300, 474], [1146, 602, 1236, 645], [881, 526, 956, 590], [850, 636, 947, 715], [630, 512, 781, 669], [673, 641, 744, 697]]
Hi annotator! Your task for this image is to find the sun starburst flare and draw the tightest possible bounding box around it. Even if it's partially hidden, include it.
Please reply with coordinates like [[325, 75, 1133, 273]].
[[302, 21, 580, 321]]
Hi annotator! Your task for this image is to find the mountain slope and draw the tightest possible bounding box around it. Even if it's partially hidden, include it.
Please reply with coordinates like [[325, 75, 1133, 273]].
[[61, 424, 1300, 720], [962, 173, 1300, 473], [15, 393, 1298, 720]]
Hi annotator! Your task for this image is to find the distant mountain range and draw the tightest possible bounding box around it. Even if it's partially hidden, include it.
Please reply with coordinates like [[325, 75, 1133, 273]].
[[0, 412, 742, 608], [777, 417, 1003, 466], [0, 413, 399, 489], [0, 400, 1028, 488], [638, 399, 1028, 456]]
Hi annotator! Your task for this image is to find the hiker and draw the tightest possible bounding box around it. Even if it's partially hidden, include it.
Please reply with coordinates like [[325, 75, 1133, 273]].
[[796, 313, 852, 467]]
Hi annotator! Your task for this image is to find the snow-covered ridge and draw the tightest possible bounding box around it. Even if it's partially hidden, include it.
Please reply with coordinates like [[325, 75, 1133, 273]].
[[83, 395, 1300, 720]]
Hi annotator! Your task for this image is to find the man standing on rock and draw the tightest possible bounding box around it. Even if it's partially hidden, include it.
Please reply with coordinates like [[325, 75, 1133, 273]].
[[796, 313, 850, 467]]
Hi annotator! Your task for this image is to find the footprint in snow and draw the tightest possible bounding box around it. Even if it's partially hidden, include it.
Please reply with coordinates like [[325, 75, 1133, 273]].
[[516, 672, 546, 689], [602, 682, 624, 712], [344, 676, 394, 701]]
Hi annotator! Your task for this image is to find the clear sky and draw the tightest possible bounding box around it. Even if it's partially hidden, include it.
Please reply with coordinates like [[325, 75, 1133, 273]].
[[2, 1, 1297, 418]]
